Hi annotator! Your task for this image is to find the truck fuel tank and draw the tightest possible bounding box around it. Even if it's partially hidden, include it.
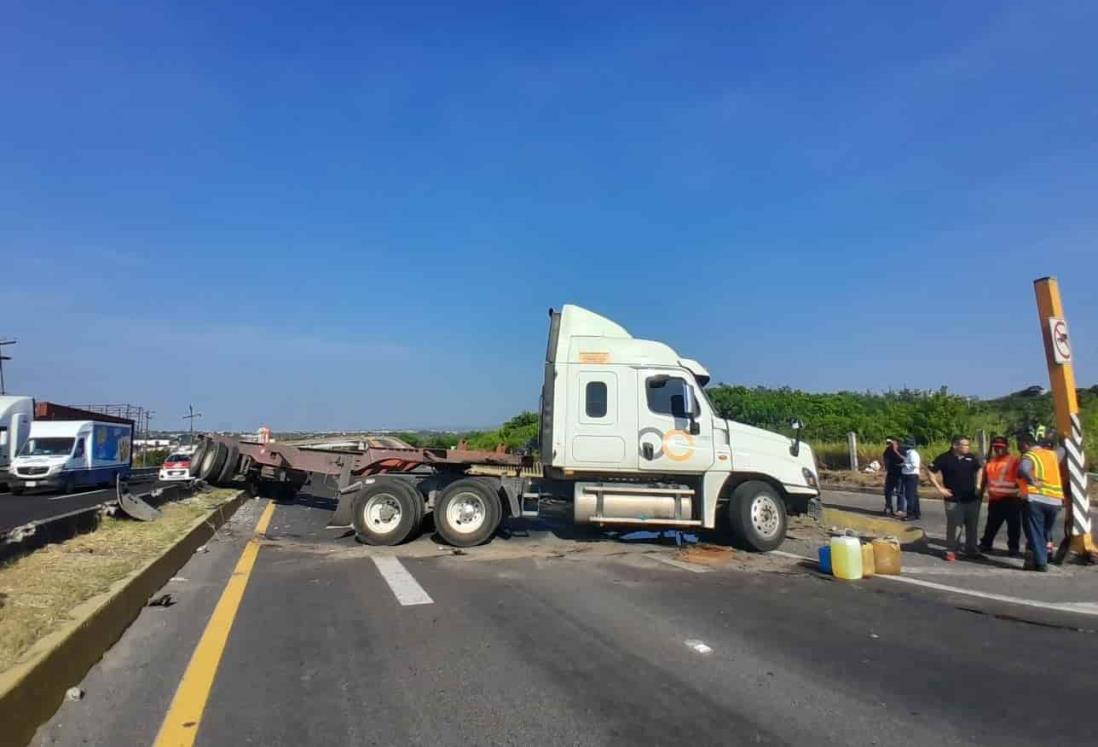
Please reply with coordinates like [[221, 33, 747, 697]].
[[574, 482, 694, 524]]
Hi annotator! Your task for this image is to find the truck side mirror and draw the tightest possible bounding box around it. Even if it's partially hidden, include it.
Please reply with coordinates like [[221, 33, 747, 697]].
[[790, 418, 804, 457], [670, 394, 687, 418]]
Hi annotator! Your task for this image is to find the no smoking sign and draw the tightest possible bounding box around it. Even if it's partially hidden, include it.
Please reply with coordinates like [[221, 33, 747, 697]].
[[1048, 317, 1072, 364]]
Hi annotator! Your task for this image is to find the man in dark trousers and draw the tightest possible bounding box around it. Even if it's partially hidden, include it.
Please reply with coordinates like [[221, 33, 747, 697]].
[[927, 435, 985, 561], [882, 437, 905, 516], [1017, 434, 1064, 572], [978, 436, 1023, 556]]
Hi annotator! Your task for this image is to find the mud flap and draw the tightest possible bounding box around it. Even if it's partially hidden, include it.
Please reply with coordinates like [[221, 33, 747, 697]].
[[328, 480, 363, 528]]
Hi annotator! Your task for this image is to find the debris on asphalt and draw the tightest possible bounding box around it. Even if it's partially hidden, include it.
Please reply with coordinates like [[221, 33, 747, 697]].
[[677, 544, 734, 567], [65, 687, 84, 701], [684, 639, 713, 655], [147, 593, 175, 608], [451, 548, 467, 556], [869, 632, 880, 639], [195, 545, 209, 554], [169, 576, 188, 582]]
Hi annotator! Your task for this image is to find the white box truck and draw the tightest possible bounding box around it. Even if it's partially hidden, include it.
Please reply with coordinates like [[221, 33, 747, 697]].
[[197, 304, 821, 552], [9, 419, 133, 494], [0, 396, 34, 488]]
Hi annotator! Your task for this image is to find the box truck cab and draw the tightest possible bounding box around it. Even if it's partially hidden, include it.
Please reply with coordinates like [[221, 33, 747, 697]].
[[541, 305, 820, 550], [0, 396, 34, 484], [9, 420, 133, 494]]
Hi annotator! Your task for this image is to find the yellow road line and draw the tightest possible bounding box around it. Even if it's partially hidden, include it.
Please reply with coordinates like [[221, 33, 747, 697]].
[[152, 499, 276, 747]]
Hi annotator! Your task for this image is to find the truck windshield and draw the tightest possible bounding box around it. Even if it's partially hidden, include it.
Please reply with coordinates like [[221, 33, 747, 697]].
[[18, 437, 76, 456]]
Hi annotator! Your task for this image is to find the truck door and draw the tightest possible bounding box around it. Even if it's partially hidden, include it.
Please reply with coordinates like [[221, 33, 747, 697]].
[[68, 436, 87, 471], [636, 369, 714, 473]]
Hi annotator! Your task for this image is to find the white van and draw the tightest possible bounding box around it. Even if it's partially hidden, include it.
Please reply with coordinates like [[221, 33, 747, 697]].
[[9, 420, 133, 494], [0, 396, 34, 485]]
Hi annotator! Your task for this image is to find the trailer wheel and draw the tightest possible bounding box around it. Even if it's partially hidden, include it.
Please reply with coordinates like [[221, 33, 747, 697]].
[[727, 481, 787, 552], [197, 443, 226, 481], [214, 444, 240, 486], [434, 478, 501, 548], [189, 440, 208, 477], [352, 479, 420, 546]]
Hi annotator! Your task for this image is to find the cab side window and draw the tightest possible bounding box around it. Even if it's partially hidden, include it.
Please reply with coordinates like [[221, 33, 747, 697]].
[[585, 381, 608, 418], [646, 376, 694, 417], [73, 438, 85, 458]]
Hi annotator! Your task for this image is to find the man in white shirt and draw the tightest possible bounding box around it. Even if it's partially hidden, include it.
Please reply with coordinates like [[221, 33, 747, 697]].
[[900, 437, 922, 520]]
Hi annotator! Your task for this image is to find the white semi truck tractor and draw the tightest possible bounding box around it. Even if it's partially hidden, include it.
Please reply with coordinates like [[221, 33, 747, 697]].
[[535, 304, 820, 551], [197, 305, 821, 551]]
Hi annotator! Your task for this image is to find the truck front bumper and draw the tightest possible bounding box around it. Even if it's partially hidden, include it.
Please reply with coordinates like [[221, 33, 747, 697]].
[[7, 475, 65, 492]]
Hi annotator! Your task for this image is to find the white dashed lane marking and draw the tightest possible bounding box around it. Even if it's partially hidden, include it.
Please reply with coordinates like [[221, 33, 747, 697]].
[[47, 489, 103, 500], [372, 556, 434, 606]]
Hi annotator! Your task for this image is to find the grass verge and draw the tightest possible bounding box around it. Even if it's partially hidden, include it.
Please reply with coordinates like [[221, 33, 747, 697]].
[[0, 488, 238, 674]]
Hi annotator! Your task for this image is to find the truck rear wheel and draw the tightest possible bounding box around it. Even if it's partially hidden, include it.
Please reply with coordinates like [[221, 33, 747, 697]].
[[214, 444, 240, 486], [727, 480, 787, 552], [434, 478, 501, 548], [352, 479, 421, 546], [197, 443, 226, 481], [189, 440, 208, 478]]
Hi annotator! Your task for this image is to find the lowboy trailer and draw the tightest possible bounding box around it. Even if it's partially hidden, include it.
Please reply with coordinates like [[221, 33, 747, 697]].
[[192, 305, 822, 551]]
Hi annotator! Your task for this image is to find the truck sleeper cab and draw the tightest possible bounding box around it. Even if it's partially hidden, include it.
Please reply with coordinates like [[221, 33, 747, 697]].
[[9, 420, 133, 494]]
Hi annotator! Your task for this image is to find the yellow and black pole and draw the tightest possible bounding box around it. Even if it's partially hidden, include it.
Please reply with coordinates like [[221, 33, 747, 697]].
[[1033, 276, 1096, 562]]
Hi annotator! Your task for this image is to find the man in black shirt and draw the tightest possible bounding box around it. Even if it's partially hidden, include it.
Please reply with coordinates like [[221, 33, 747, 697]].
[[927, 435, 985, 560], [882, 437, 905, 516]]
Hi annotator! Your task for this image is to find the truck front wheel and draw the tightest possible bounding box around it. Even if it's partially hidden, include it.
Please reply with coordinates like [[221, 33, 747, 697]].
[[434, 478, 501, 548], [727, 481, 787, 552], [352, 480, 421, 546]]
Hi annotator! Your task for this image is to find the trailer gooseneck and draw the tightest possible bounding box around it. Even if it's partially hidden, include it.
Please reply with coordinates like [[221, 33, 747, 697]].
[[194, 305, 821, 551]]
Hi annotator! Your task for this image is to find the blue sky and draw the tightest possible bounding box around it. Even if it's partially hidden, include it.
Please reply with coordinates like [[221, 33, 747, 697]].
[[3, 1, 1096, 431]]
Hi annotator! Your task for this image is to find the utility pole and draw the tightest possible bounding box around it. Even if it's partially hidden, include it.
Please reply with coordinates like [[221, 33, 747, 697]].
[[0, 339, 15, 395], [1033, 277, 1095, 563], [184, 405, 202, 446], [145, 410, 155, 466]]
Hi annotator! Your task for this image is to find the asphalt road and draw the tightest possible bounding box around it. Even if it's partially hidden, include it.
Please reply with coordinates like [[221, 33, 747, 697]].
[[0, 477, 174, 535], [30, 488, 1098, 747]]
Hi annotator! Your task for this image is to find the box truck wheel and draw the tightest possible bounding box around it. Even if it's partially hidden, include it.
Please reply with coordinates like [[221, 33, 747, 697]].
[[727, 481, 786, 552], [434, 478, 501, 548], [352, 479, 421, 546]]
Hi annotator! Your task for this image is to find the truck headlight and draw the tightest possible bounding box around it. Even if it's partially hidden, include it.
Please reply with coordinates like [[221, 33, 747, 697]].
[[802, 467, 818, 489]]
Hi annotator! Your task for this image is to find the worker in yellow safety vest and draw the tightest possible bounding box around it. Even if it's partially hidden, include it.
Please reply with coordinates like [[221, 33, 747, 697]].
[[1017, 434, 1065, 572], [978, 436, 1023, 556]]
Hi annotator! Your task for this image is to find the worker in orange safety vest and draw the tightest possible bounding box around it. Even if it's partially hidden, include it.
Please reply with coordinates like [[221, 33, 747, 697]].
[[978, 436, 1023, 556]]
